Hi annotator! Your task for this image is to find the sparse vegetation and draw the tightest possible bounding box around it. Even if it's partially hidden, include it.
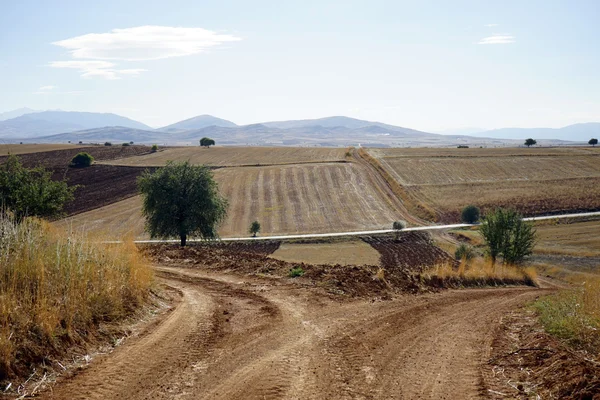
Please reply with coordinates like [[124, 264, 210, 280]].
[[457, 145, 469, 148], [104, 142, 112, 146], [151, 144, 158, 152], [461, 205, 480, 224], [480, 208, 536, 265], [122, 142, 130, 146], [200, 137, 215, 148], [454, 243, 475, 262], [524, 138, 537, 147], [288, 266, 305, 278], [249, 220, 261, 237], [392, 220, 406, 240], [137, 161, 228, 246], [70, 152, 94, 168], [0, 213, 152, 380], [0, 154, 76, 221]]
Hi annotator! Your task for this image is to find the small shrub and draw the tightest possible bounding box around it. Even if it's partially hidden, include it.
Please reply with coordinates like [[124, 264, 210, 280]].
[[122, 142, 130, 147], [392, 220, 406, 241], [104, 142, 112, 146], [249, 220, 261, 237], [70, 152, 94, 168], [289, 267, 305, 278], [457, 145, 469, 148], [151, 144, 158, 152], [454, 243, 475, 261], [130, 141, 134, 145], [461, 205, 480, 224], [78, 141, 83, 144]]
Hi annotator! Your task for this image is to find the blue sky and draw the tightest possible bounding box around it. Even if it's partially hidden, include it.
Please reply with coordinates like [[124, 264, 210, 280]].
[[1, 0, 599, 131]]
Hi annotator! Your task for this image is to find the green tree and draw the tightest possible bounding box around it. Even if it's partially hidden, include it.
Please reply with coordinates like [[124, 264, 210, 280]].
[[479, 208, 536, 265], [590, 138, 598, 147], [524, 138, 537, 147], [70, 152, 94, 168], [249, 220, 261, 237], [137, 161, 228, 246], [392, 220, 406, 241], [151, 144, 159, 152], [200, 137, 215, 148], [0, 155, 76, 221], [461, 205, 480, 224], [104, 142, 112, 146]]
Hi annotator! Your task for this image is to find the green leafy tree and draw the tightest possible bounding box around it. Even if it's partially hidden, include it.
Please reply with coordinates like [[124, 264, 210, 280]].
[[249, 220, 261, 237], [151, 144, 159, 152], [479, 208, 536, 265], [590, 138, 598, 147], [524, 138, 537, 147], [461, 205, 480, 224], [392, 220, 406, 241], [70, 152, 94, 168], [0, 155, 76, 221], [104, 142, 112, 146], [200, 137, 216, 148], [137, 161, 228, 246]]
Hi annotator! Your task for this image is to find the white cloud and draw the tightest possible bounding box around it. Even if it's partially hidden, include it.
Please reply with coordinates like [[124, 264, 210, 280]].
[[485, 23, 499, 27], [478, 34, 515, 45], [49, 60, 146, 80], [52, 25, 241, 61], [38, 85, 57, 91]]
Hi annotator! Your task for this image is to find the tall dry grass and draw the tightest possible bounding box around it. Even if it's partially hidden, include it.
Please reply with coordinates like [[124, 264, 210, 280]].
[[0, 213, 153, 380], [533, 278, 600, 353], [421, 258, 538, 288]]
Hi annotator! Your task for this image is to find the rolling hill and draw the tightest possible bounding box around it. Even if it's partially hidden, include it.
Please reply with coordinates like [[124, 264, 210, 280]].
[[0, 111, 152, 138], [158, 114, 237, 132], [0, 107, 38, 121]]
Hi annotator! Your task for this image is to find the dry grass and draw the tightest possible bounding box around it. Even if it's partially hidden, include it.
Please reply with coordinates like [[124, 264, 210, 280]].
[[533, 278, 600, 353], [103, 146, 347, 167], [56, 163, 402, 238], [421, 258, 537, 288], [0, 143, 86, 156], [535, 220, 600, 257], [0, 214, 153, 380], [367, 147, 600, 222], [271, 240, 380, 266]]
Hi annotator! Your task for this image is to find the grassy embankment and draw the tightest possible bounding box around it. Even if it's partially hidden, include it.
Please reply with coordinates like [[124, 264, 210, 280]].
[[0, 214, 153, 382]]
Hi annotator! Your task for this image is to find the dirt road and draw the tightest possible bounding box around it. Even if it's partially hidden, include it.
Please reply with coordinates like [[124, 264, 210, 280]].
[[41, 267, 549, 399]]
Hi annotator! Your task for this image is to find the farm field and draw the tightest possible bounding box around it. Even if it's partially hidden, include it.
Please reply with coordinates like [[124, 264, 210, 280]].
[[103, 146, 348, 167], [367, 147, 600, 222], [57, 162, 402, 238], [271, 240, 380, 265], [534, 219, 600, 257], [0, 143, 86, 155]]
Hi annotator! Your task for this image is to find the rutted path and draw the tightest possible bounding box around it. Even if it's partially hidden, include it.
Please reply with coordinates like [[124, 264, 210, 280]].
[[40, 266, 551, 399]]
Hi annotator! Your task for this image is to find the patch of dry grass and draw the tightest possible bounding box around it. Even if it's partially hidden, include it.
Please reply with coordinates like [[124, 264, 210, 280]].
[[271, 240, 380, 266], [0, 214, 153, 380]]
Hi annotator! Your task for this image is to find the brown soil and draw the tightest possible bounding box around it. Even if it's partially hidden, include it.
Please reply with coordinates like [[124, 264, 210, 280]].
[[29, 262, 549, 400], [484, 309, 600, 399]]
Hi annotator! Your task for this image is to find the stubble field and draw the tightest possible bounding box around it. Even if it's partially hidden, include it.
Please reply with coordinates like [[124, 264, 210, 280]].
[[367, 147, 600, 222], [58, 162, 402, 238]]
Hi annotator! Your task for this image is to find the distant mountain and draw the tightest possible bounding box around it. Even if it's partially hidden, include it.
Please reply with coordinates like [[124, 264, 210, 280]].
[[435, 127, 487, 136], [0, 107, 38, 121], [29, 127, 161, 144], [0, 111, 152, 138], [159, 115, 237, 132], [473, 123, 600, 142], [261, 116, 424, 134]]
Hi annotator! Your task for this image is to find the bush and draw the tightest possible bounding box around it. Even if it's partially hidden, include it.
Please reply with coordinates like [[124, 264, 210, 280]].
[[122, 142, 130, 147], [249, 220, 261, 237], [0, 155, 76, 221], [151, 144, 158, 152], [0, 214, 153, 379], [288, 267, 305, 278], [104, 142, 112, 146], [457, 145, 469, 148], [454, 243, 475, 261], [461, 205, 480, 224], [70, 152, 94, 168], [480, 208, 536, 265], [392, 220, 406, 240]]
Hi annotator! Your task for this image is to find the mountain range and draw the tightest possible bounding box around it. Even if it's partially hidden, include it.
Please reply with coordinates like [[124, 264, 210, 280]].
[[0, 109, 596, 147]]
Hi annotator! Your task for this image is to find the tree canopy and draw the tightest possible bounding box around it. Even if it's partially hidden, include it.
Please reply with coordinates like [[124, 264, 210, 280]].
[[70, 152, 94, 168], [0, 154, 76, 221], [200, 137, 216, 148], [249, 220, 261, 237], [590, 138, 598, 147], [137, 161, 228, 246], [524, 138, 537, 147], [479, 208, 536, 265], [461, 205, 480, 224]]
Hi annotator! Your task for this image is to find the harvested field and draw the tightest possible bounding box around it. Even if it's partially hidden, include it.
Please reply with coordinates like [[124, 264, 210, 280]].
[[271, 240, 380, 266], [103, 146, 347, 167], [57, 162, 402, 238], [367, 147, 600, 222], [535, 219, 600, 257], [362, 232, 458, 272], [0, 143, 86, 155]]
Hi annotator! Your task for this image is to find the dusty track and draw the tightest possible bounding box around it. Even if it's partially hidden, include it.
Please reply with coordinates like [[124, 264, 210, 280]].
[[41, 267, 550, 399]]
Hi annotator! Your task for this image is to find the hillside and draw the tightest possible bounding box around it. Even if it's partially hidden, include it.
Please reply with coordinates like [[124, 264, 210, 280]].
[[0, 107, 37, 121], [158, 114, 237, 132], [474, 123, 600, 142], [0, 111, 152, 138]]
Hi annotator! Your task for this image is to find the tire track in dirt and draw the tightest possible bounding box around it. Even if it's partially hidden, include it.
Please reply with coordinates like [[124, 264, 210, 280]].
[[40, 266, 549, 399]]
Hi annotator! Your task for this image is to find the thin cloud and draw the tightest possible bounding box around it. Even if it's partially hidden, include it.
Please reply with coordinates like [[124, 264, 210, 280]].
[[49, 60, 146, 80], [478, 34, 515, 45], [38, 85, 57, 91], [485, 23, 499, 27], [52, 25, 241, 61]]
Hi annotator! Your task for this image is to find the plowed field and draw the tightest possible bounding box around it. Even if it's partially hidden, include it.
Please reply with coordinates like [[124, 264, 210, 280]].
[[103, 146, 347, 167], [367, 147, 600, 222], [57, 162, 402, 238]]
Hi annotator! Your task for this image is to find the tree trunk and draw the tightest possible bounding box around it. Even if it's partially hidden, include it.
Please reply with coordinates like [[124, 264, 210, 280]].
[[180, 234, 187, 247]]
